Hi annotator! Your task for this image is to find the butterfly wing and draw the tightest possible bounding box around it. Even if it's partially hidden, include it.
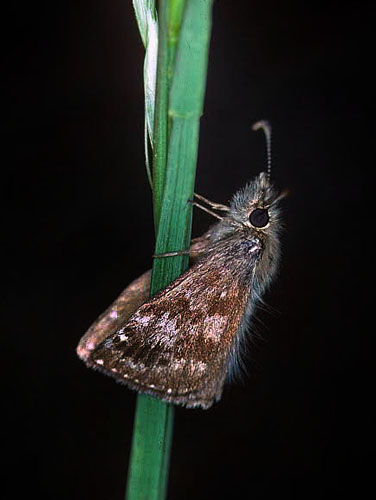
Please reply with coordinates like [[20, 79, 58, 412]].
[[76, 270, 152, 362], [87, 244, 259, 409], [76, 229, 213, 363]]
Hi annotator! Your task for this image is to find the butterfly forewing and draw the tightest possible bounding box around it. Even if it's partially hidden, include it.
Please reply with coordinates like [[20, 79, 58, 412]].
[[77, 230, 213, 364], [89, 244, 259, 409]]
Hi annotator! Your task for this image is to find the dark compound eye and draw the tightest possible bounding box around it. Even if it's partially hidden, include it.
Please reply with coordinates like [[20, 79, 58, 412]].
[[249, 208, 269, 228]]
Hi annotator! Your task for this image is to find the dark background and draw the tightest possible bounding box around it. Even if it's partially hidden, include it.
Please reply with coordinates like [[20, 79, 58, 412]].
[[5, 1, 374, 499]]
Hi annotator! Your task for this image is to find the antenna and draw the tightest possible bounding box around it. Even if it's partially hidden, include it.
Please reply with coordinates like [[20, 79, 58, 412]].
[[252, 120, 272, 182]]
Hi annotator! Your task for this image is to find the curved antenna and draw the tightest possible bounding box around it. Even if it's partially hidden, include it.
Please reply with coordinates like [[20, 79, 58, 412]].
[[252, 120, 272, 182]]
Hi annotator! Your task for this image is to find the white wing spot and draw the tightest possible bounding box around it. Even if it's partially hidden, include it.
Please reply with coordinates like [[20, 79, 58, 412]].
[[134, 314, 153, 326], [119, 334, 128, 342], [110, 309, 118, 319], [203, 314, 227, 341], [167, 388, 172, 394], [156, 312, 179, 345], [96, 359, 104, 365], [86, 341, 95, 351]]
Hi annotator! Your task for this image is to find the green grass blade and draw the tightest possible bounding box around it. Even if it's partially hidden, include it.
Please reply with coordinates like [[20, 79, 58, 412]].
[[126, 1, 214, 499], [125, 396, 174, 500], [132, 0, 158, 187], [154, 0, 214, 274], [166, 0, 185, 85], [152, 0, 170, 228], [169, 0, 213, 118], [152, 0, 186, 228]]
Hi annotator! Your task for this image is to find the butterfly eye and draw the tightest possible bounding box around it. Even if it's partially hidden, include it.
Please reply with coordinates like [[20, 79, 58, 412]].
[[249, 208, 269, 228]]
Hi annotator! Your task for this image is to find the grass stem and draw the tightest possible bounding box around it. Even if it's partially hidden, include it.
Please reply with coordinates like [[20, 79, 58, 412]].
[[126, 2, 214, 498]]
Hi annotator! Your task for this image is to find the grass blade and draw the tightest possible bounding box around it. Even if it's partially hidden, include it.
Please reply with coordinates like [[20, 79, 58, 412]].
[[126, 1, 214, 499], [132, 0, 158, 186]]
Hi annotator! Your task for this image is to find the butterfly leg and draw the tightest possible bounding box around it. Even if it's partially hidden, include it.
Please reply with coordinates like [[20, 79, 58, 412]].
[[194, 193, 230, 211], [189, 200, 223, 220], [153, 250, 190, 258]]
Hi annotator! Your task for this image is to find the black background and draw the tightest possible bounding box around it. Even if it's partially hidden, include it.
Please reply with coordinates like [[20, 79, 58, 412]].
[[5, 1, 374, 499]]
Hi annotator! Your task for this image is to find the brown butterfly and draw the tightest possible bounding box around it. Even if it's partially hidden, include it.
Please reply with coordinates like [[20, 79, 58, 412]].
[[77, 121, 285, 409], [78, 184, 284, 410]]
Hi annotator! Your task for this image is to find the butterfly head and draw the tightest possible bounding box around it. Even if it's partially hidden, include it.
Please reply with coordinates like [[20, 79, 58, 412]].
[[208, 171, 285, 291], [229, 171, 282, 232]]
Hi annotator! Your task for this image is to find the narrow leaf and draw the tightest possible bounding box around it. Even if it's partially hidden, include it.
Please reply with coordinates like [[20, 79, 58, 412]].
[[132, 0, 159, 184]]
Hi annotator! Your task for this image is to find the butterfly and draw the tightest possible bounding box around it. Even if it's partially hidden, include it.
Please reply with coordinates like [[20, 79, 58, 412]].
[[77, 166, 284, 409]]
